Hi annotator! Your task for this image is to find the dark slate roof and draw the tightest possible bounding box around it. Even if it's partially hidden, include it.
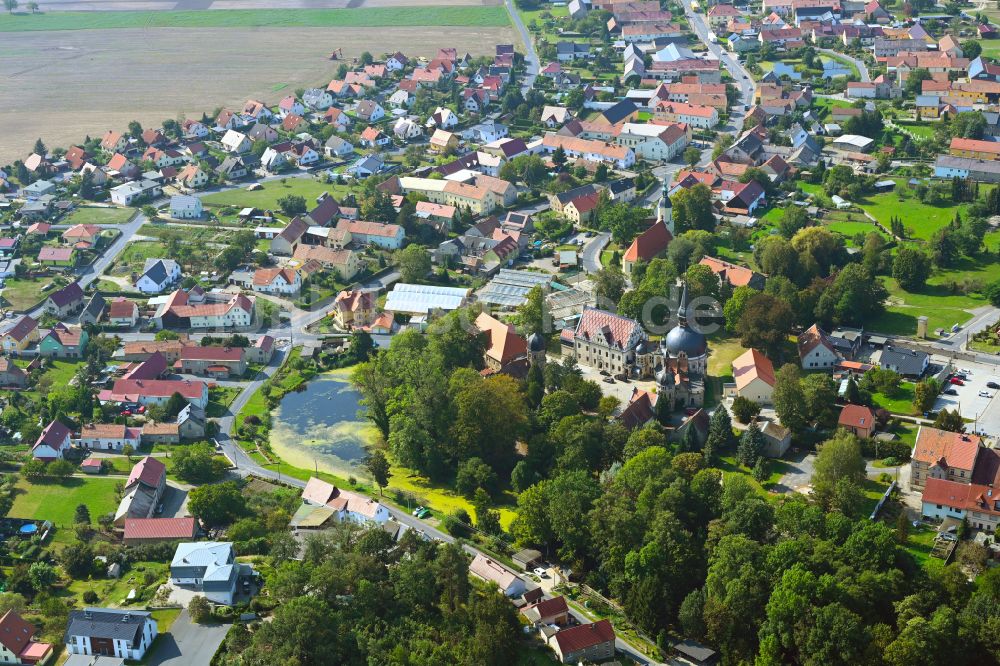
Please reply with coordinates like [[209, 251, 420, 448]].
[[601, 100, 638, 125], [554, 183, 601, 206], [82, 292, 106, 319], [142, 260, 168, 285], [65, 609, 151, 645], [878, 346, 928, 376], [48, 282, 84, 308]]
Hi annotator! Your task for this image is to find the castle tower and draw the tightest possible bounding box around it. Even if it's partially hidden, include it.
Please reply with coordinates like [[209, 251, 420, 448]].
[[527, 332, 546, 367], [656, 177, 673, 235]]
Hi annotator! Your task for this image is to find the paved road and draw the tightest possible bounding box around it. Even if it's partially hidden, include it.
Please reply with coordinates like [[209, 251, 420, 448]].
[[681, 0, 756, 128], [505, 0, 540, 95], [817, 47, 870, 82], [147, 611, 229, 666], [581, 232, 610, 273]]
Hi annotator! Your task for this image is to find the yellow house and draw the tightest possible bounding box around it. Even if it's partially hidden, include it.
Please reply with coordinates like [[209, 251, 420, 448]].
[[0, 315, 39, 354], [332, 290, 375, 329]]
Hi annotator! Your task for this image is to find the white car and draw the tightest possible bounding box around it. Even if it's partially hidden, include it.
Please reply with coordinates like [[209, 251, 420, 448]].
[[533, 567, 548, 577]]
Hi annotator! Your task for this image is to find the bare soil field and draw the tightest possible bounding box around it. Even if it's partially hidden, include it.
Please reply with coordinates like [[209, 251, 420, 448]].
[[0, 24, 514, 163]]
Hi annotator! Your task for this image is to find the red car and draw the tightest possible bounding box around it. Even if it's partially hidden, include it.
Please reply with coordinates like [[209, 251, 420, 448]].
[[949, 377, 964, 386]]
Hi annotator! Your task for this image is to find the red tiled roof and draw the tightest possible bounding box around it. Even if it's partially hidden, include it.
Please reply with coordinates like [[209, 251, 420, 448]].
[[181, 346, 244, 362], [553, 620, 616, 654], [109, 298, 137, 319], [699, 256, 761, 287], [951, 137, 1000, 154], [124, 517, 197, 541], [34, 420, 70, 452], [838, 404, 876, 429], [913, 426, 980, 470], [475, 312, 527, 366], [733, 348, 775, 390], [623, 220, 672, 263], [127, 456, 166, 489], [575, 307, 641, 350], [522, 596, 568, 620], [0, 610, 36, 656], [110, 378, 206, 401]]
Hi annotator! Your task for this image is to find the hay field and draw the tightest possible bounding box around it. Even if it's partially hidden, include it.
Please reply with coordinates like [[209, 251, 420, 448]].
[[0, 24, 514, 163]]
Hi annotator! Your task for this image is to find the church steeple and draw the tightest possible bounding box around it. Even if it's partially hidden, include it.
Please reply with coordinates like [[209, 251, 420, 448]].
[[677, 281, 689, 327], [657, 177, 673, 235]]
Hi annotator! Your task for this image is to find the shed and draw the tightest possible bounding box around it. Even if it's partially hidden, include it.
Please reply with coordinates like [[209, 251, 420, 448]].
[[512, 548, 543, 571]]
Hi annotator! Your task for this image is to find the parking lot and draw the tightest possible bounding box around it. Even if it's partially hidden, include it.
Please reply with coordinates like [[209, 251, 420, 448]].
[[933, 363, 1000, 437]]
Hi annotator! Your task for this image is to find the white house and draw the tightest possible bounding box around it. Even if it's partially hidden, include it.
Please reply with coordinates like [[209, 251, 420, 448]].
[[32, 420, 70, 460], [278, 95, 306, 118], [135, 258, 182, 294], [300, 477, 391, 525], [387, 52, 408, 71], [324, 136, 355, 158], [109, 179, 161, 206], [182, 119, 210, 138], [221, 130, 252, 154], [303, 88, 334, 110], [169, 195, 203, 219], [729, 348, 776, 405], [170, 542, 253, 606], [78, 423, 142, 452], [427, 107, 458, 129], [65, 609, 157, 661], [798, 324, 840, 370], [252, 267, 301, 295], [388, 89, 411, 108], [394, 117, 424, 141], [469, 553, 526, 597]]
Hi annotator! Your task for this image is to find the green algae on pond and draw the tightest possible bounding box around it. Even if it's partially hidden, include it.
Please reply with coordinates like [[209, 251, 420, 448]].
[[268, 369, 377, 478]]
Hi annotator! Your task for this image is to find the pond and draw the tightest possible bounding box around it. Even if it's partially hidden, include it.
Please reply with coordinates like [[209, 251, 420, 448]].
[[269, 368, 377, 478]]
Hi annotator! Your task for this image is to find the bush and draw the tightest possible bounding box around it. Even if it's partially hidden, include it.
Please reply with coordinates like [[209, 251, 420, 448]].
[[82, 590, 98, 604]]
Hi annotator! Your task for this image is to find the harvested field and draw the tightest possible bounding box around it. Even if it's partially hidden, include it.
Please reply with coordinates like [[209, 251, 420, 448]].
[[0, 24, 515, 163]]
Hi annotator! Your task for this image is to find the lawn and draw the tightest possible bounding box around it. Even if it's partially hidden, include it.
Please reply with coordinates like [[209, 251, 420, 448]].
[[388, 464, 518, 530], [855, 183, 987, 241], [201, 178, 347, 211], [27, 359, 87, 401], [893, 121, 937, 140], [10, 477, 120, 528], [207, 386, 241, 418], [872, 278, 984, 338], [1, 277, 53, 311], [903, 523, 945, 572], [869, 381, 916, 415], [62, 206, 136, 226], [0, 6, 509, 32], [66, 561, 170, 607], [113, 241, 167, 273]]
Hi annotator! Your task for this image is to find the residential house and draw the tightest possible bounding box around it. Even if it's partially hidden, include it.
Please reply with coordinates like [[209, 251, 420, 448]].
[[324, 136, 355, 158], [540, 134, 635, 169], [179, 346, 246, 378], [292, 245, 361, 279], [108, 299, 139, 328], [336, 219, 405, 249], [44, 282, 85, 317], [32, 420, 71, 460], [221, 130, 252, 154], [521, 596, 570, 627], [798, 323, 840, 370], [100, 131, 128, 153], [135, 258, 181, 294], [65, 609, 157, 661], [298, 476, 390, 526], [216, 156, 251, 181], [729, 348, 776, 405], [106, 376, 208, 410], [547, 620, 616, 664], [169, 195, 202, 219], [347, 153, 385, 178], [355, 100, 385, 123], [0, 316, 39, 354], [393, 117, 424, 141], [38, 324, 88, 358], [911, 426, 982, 490], [270, 217, 310, 256], [0, 358, 27, 388], [153, 289, 254, 330], [114, 456, 167, 525], [950, 137, 1000, 161], [332, 290, 375, 329], [429, 129, 459, 153], [38, 246, 76, 268], [698, 256, 766, 289], [573, 307, 644, 376], [182, 119, 210, 139], [324, 107, 352, 132], [616, 122, 690, 161], [253, 268, 301, 295], [474, 312, 528, 375], [871, 345, 928, 378], [78, 424, 142, 452], [359, 126, 391, 148], [426, 107, 458, 130], [654, 101, 719, 128], [386, 52, 409, 71], [109, 179, 161, 206], [79, 293, 106, 327], [469, 554, 526, 597], [838, 404, 877, 438], [0, 609, 52, 665], [277, 95, 305, 118]]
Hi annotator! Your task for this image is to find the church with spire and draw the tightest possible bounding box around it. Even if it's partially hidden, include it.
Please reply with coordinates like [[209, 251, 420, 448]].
[[622, 178, 674, 276]]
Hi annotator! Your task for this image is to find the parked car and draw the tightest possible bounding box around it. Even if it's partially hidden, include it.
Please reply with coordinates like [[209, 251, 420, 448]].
[[533, 567, 548, 577], [602, 376, 615, 384], [949, 378, 964, 385], [988, 382, 1000, 390], [944, 389, 958, 396]]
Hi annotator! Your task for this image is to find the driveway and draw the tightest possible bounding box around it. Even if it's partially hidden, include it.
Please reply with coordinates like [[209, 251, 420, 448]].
[[776, 450, 815, 494], [147, 610, 229, 666]]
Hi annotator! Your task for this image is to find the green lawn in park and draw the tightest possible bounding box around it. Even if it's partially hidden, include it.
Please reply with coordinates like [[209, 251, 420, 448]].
[[869, 382, 916, 415], [893, 121, 937, 140], [855, 182, 996, 241], [201, 179, 348, 211], [62, 206, 136, 225], [10, 477, 120, 528], [0, 6, 509, 32]]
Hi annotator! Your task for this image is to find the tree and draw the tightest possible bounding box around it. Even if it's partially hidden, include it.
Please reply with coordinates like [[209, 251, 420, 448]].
[[731, 396, 760, 424], [32, 137, 46, 156], [277, 194, 307, 216], [773, 364, 808, 435], [723, 286, 758, 333], [752, 458, 770, 484], [592, 267, 626, 307], [914, 378, 940, 413], [777, 204, 809, 239], [395, 245, 432, 282], [671, 184, 716, 233], [455, 457, 498, 497], [363, 450, 391, 496], [122, 442, 135, 461], [933, 408, 965, 433], [552, 145, 567, 170], [472, 487, 502, 535], [738, 422, 764, 468], [74, 504, 91, 525], [4, 0, 18, 14], [189, 596, 212, 624], [684, 146, 702, 168], [930, 228, 959, 268], [892, 248, 931, 291], [60, 541, 94, 579], [172, 442, 227, 483], [188, 481, 246, 527], [812, 431, 866, 508], [815, 264, 887, 326], [736, 293, 793, 359], [27, 563, 56, 592]]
